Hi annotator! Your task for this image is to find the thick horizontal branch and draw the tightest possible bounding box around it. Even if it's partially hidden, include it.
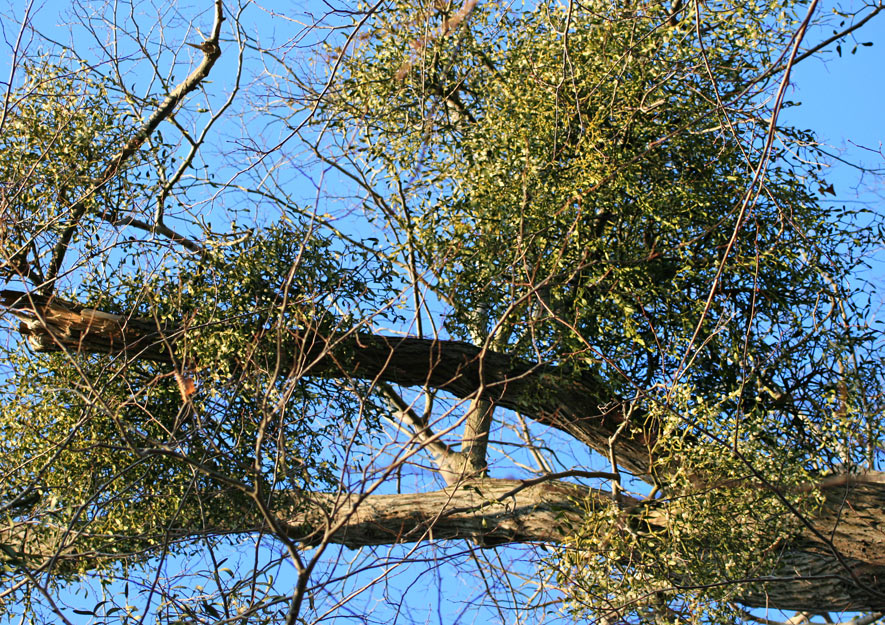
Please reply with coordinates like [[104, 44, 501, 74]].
[[1, 290, 172, 361], [285, 475, 885, 612], [4, 473, 885, 612], [0, 289, 655, 474], [287, 477, 885, 611], [285, 477, 596, 547]]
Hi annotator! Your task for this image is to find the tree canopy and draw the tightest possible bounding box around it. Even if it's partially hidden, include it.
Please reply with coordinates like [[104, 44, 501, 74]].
[[0, 0, 883, 623]]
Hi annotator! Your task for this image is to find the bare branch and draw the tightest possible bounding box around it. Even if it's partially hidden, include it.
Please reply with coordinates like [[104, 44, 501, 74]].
[[42, 0, 225, 289]]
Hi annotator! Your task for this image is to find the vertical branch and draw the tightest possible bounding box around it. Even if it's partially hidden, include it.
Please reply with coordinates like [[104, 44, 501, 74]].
[[378, 382, 471, 485], [460, 398, 494, 474]]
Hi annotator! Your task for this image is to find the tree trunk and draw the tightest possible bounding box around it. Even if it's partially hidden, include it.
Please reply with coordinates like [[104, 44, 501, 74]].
[[4, 290, 885, 612]]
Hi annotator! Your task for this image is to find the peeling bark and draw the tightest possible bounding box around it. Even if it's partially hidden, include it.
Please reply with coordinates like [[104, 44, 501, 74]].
[[0, 289, 655, 474]]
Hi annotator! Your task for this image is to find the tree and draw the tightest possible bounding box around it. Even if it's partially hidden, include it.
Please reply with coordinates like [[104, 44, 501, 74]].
[[0, 0, 883, 622]]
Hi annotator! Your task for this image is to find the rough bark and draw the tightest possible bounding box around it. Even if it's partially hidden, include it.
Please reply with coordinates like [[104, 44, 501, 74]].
[[5, 476, 884, 612], [285, 475, 885, 612], [284, 477, 596, 548], [741, 472, 885, 611]]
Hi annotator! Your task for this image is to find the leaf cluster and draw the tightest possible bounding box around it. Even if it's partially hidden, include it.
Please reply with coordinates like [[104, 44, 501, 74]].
[[553, 387, 822, 624], [327, 0, 836, 381]]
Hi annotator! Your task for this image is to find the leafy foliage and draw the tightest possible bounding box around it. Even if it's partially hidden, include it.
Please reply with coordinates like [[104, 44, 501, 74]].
[[552, 386, 825, 624], [0, 0, 883, 623], [329, 0, 836, 384], [316, 0, 884, 620], [0, 222, 393, 615]]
